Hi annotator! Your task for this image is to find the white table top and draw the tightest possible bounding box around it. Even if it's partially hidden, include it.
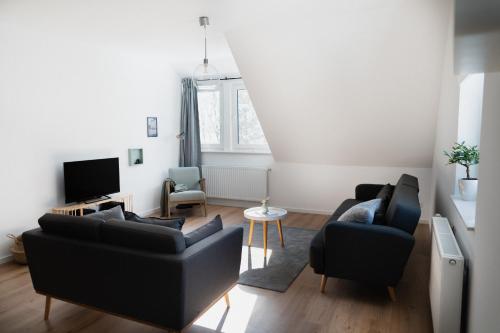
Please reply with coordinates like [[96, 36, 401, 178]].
[[244, 207, 287, 221]]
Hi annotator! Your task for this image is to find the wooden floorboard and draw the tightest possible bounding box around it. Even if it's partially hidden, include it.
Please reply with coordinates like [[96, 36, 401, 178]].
[[0, 205, 433, 333]]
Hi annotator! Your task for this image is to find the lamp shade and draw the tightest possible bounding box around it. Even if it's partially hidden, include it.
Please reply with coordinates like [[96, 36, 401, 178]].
[[192, 61, 221, 87]]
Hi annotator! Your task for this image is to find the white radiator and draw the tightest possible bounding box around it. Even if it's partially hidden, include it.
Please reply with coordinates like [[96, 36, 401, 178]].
[[201, 165, 270, 202], [429, 216, 464, 333]]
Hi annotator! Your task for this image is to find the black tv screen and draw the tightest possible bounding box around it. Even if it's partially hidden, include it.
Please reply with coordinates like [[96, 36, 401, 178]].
[[63, 158, 120, 203]]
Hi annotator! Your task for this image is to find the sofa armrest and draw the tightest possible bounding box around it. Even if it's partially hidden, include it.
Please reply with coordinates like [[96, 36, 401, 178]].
[[323, 221, 414, 286], [355, 184, 384, 201], [177, 226, 243, 328]]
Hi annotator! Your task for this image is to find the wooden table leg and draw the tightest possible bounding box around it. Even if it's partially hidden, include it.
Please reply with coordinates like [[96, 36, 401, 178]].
[[248, 220, 255, 246], [277, 219, 284, 247], [44, 296, 51, 320], [263, 221, 268, 257]]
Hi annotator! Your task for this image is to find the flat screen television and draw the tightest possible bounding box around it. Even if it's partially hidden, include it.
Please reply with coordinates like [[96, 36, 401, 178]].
[[63, 157, 120, 203]]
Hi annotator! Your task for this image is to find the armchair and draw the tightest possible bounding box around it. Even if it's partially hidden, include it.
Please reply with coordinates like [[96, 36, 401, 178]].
[[166, 167, 207, 217]]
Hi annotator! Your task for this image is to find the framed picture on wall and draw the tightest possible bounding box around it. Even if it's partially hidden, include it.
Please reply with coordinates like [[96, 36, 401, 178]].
[[147, 117, 158, 137]]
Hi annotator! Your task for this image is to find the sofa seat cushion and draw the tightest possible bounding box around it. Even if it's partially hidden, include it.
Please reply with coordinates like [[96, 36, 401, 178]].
[[87, 205, 125, 222], [102, 220, 186, 254], [184, 215, 223, 247], [338, 199, 382, 224], [169, 190, 206, 202], [38, 213, 104, 241]]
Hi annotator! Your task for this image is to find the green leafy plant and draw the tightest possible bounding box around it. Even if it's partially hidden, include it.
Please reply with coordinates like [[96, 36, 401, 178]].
[[444, 142, 480, 179]]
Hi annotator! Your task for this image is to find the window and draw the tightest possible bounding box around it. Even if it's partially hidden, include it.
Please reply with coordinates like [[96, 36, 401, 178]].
[[198, 85, 222, 149], [236, 89, 268, 146], [456, 73, 484, 180], [197, 79, 270, 153]]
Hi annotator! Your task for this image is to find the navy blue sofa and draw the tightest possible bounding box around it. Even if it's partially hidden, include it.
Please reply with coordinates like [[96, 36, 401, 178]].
[[309, 174, 421, 300], [23, 214, 243, 332]]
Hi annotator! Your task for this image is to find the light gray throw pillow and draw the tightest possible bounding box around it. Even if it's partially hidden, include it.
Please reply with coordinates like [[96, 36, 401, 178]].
[[87, 205, 125, 222], [338, 199, 382, 224]]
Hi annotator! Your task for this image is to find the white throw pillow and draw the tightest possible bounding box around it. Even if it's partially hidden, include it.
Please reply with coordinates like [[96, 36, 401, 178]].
[[337, 199, 382, 224]]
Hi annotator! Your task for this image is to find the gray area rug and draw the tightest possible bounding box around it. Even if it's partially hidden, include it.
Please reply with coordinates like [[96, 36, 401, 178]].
[[237, 222, 317, 292]]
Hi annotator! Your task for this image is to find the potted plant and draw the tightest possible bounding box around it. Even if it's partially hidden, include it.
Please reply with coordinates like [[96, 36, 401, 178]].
[[444, 142, 480, 201]]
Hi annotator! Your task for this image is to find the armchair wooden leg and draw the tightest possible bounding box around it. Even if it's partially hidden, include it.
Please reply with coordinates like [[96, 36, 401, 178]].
[[44, 296, 51, 320], [224, 293, 230, 307], [387, 286, 397, 302], [320, 275, 327, 293], [202, 201, 207, 217], [167, 205, 171, 218]]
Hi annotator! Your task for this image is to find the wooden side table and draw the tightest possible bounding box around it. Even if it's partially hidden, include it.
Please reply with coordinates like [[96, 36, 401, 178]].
[[244, 207, 287, 257]]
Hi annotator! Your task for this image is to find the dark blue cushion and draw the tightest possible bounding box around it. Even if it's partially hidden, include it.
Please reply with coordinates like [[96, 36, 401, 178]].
[[385, 182, 421, 234], [184, 215, 223, 247], [38, 213, 104, 241], [124, 211, 185, 230]]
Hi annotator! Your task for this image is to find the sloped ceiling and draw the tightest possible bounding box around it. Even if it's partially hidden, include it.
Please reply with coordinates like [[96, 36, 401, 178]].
[[211, 0, 452, 167]]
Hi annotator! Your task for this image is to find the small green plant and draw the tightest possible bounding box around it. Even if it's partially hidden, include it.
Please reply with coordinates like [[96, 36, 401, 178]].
[[444, 142, 480, 179]]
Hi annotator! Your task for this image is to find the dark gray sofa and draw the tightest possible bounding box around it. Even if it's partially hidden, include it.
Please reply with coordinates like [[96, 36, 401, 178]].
[[309, 174, 421, 300], [23, 213, 243, 331]]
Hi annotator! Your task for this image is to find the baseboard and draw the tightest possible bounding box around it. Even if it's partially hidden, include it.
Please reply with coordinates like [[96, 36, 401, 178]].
[[208, 198, 430, 220], [0, 255, 13, 264], [207, 198, 259, 209], [207, 198, 332, 215], [139, 207, 161, 217]]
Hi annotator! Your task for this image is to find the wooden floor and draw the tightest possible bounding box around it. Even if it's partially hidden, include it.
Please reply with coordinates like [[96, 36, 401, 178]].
[[0, 205, 433, 333]]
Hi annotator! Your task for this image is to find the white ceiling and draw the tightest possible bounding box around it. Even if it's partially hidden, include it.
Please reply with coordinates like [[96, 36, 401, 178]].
[[0, 0, 239, 75], [2, 0, 453, 168]]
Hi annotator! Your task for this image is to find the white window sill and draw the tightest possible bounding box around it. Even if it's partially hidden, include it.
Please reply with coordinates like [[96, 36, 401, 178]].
[[450, 195, 476, 230], [202, 149, 272, 155]]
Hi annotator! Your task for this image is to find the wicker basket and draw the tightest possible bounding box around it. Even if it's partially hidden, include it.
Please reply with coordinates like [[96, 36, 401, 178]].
[[7, 234, 27, 264]]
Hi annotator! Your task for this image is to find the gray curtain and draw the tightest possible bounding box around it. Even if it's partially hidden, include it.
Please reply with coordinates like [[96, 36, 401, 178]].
[[179, 78, 202, 168]]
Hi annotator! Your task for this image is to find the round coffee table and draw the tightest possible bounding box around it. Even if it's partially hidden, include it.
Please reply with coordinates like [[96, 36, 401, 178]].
[[244, 207, 287, 257]]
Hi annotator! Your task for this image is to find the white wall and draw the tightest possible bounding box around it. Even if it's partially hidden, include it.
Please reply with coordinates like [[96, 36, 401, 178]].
[[0, 3, 181, 260], [467, 72, 500, 332], [430, 6, 476, 260], [203, 153, 432, 219], [431, 7, 500, 331]]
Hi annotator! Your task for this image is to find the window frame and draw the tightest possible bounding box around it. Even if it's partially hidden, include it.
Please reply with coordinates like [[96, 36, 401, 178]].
[[198, 79, 271, 154], [197, 82, 224, 152], [229, 82, 270, 153]]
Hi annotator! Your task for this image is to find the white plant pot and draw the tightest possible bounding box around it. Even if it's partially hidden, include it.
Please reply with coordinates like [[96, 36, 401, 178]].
[[458, 178, 478, 201]]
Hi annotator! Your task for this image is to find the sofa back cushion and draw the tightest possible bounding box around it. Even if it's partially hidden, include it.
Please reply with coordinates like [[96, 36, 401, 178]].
[[397, 173, 419, 191], [101, 220, 186, 254], [38, 213, 104, 241], [184, 215, 223, 247], [385, 175, 421, 234]]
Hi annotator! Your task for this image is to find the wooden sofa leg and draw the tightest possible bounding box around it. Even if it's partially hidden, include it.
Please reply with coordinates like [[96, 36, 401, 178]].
[[44, 296, 51, 320], [224, 293, 230, 307], [320, 275, 327, 293], [387, 287, 397, 302]]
